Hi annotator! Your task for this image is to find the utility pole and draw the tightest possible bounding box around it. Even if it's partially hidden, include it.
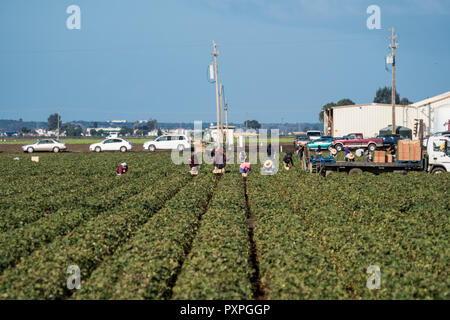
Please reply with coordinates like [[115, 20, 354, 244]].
[[57, 112, 60, 139], [225, 97, 229, 131], [212, 41, 222, 145], [390, 27, 399, 134], [219, 83, 224, 134]]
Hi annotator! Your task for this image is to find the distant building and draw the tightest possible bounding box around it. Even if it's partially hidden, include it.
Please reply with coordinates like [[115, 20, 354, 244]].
[[323, 91, 450, 139], [86, 127, 121, 136], [208, 125, 236, 143]]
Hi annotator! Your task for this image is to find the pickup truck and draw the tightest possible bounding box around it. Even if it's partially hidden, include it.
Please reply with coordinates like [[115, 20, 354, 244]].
[[306, 135, 450, 176], [331, 133, 383, 152]]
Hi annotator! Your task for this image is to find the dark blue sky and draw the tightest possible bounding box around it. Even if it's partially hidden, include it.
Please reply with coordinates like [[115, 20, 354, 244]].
[[1, 0, 449, 123]]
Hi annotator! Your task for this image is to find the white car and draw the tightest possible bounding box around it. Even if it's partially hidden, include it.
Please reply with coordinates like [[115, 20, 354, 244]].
[[143, 134, 191, 152], [22, 139, 67, 153], [89, 138, 132, 153], [307, 130, 322, 141]]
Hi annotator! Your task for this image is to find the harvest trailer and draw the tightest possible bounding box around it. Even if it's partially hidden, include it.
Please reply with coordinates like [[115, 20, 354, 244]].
[[305, 135, 450, 176]]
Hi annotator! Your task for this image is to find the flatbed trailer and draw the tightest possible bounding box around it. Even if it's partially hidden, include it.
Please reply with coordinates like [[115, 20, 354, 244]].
[[315, 161, 422, 176]]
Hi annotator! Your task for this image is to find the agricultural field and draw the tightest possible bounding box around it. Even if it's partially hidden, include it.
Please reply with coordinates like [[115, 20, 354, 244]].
[[0, 152, 448, 299]]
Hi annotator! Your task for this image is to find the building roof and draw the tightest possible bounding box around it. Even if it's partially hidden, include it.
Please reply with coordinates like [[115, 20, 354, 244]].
[[412, 91, 450, 108], [330, 103, 410, 110]]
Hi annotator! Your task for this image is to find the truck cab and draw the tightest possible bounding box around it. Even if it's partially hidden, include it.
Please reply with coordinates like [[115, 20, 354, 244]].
[[425, 136, 450, 174]]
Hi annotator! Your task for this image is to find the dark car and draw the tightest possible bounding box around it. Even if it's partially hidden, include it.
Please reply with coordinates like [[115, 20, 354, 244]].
[[377, 134, 403, 147]]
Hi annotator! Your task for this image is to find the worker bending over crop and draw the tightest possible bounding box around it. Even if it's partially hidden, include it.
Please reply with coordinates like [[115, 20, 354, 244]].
[[283, 152, 294, 170], [117, 162, 130, 175], [240, 162, 251, 177], [315, 146, 323, 156], [213, 148, 226, 174], [190, 147, 199, 175]]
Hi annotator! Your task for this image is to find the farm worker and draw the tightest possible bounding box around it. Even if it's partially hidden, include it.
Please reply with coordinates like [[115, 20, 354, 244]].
[[315, 146, 323, 156], [190, 148, 199, 175], [261, 159, 274, 175], [330, 148, 337, 159], [213, 148, 226, 173], [347, 153, 355, 162], [117, 162, 130, 175], [283, 152, 294, 170], [344, 146, 352, 161], [388, 143, 397, 159], [240, 162, 251, 177], [239, 151, 247, 163], [297, 144, 304, 159]]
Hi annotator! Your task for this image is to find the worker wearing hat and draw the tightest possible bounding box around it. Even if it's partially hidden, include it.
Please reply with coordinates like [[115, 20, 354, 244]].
[[240, 162, 251, 177], [261, 159, 275, 175], [117, 162, 130, 175], [346, 153, 355, 162]]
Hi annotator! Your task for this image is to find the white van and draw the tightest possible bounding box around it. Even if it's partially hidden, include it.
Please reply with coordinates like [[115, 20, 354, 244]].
[[307, 130, 322, 141], [143, 134, 191, 152]]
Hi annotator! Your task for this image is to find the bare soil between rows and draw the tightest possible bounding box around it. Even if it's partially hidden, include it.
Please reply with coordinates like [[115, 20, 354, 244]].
[[0, 143, 296, 154]]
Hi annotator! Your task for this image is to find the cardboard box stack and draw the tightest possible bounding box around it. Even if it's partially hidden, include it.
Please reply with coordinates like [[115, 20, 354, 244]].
[[386, 154, 393, 163], [374, 150, 386, 163], [398, 140, 421, 162]]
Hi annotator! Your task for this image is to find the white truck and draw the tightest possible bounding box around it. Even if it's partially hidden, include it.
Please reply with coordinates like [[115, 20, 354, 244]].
[[308, 135, 450, 175]]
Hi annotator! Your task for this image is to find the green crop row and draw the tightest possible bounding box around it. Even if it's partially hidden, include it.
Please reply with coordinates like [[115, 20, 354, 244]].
[[171, 172, 253, 300], [0, 165, 188, 299], [73, 170, 217, 299], [0, 163, 171, 272], [277, 168, 449, 299], [247, 172, 352, 299]]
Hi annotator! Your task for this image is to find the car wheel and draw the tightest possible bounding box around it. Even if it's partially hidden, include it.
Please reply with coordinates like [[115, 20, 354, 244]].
[[348, 168, 363, 176], [368, 144, 376, 152], [431, 167, 446, 175], [53, 147, 60, 153], [149, 145, 156, 152], [120, 146, 127, 153], [95, 146, 101, 153], [27, 147, 34, 153], [177, 144, 184, 152], [335, 144, 343, 152], [328, 145, 334, 152]]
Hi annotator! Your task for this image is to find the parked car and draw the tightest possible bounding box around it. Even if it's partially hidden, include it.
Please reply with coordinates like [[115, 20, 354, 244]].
[[22, 139, 67, 153], [306, 137, 334, 151], [89, 138, 132, 152], [377, 134, 403, 147], [331, 133, 383, 152], [143, 134, 191, 152], [307, 130, 322, 141], [294, 134, 311, 146]]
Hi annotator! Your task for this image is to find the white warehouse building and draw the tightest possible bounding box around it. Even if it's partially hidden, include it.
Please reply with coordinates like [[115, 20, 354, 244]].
[[324, 91, 450, 138]]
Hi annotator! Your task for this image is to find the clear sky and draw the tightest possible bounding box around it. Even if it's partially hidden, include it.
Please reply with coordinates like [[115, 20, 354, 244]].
[[0, 0, 449, 123]]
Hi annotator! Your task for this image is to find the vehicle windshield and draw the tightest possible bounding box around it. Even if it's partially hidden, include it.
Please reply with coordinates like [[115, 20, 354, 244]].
[[308, 132, 321, 137], [297, 135, 308, 140], [53, 139, 61, 143]]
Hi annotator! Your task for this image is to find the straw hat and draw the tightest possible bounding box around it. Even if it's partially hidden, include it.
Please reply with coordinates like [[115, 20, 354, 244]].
[[330, 148, 337, 155], [347, 153, 355, 160], [264, 160, 273, 169], [355, 149, 364, 157]]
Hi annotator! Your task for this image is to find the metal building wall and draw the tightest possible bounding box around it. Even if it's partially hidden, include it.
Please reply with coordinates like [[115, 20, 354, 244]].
[[332, 104, 416, 138]]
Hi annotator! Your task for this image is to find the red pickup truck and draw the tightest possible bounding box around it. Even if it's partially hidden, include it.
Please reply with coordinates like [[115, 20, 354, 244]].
[[331, 133, 383, 152]]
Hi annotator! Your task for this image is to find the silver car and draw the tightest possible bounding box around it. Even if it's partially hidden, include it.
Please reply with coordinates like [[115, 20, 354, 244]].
[[22, 139, 67, 153]]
